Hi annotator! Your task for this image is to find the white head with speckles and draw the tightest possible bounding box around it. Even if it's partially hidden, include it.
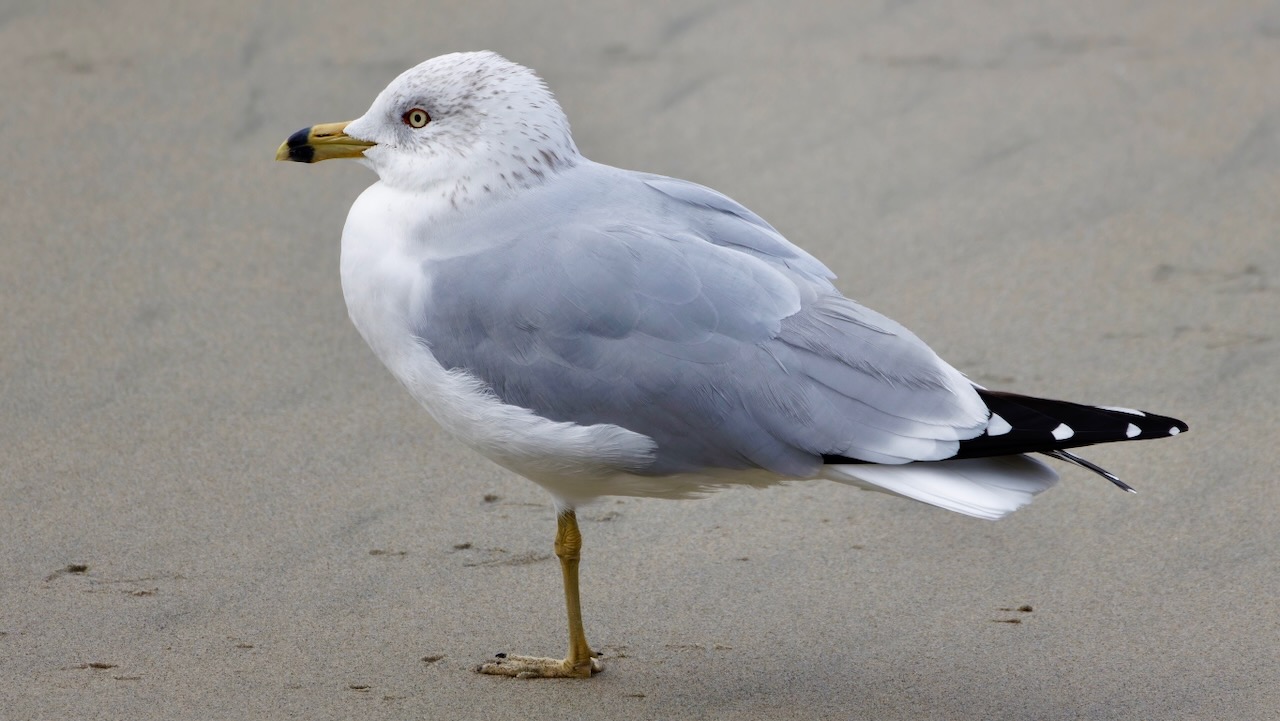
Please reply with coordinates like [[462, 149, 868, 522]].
[[343, 52, 580, 201]]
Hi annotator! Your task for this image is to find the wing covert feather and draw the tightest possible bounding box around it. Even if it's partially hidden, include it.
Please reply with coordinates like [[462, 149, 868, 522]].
[[412, 167, 987, 476]]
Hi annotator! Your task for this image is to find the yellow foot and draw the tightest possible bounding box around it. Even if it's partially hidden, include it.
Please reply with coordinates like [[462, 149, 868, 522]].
[[475, 653, 603, 679]]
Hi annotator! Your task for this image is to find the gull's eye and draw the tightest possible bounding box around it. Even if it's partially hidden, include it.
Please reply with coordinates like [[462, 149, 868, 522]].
[[403, 108, 430, 129]]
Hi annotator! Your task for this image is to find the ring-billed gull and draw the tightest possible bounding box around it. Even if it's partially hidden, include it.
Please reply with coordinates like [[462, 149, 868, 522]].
[[276, 51, 1187, 679]]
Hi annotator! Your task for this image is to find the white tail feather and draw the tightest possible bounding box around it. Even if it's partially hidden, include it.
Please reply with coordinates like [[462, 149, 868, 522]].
[[822, 455, 1059, 520]]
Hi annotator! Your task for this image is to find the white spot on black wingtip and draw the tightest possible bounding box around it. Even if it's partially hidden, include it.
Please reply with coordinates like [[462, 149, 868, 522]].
[[1051, 423, 1074, 441], [1126, 423, 1140, 438], [987, 414, 1012, 436], [1169, 427, 1180, 435], [1099, 405, 1146, 417]]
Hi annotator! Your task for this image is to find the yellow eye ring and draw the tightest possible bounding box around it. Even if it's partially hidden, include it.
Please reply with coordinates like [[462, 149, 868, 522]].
[[403, 108, 430, 128]]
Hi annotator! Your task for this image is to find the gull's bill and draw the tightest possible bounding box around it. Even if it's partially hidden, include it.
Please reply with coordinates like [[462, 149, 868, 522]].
[[276, 121, 373, 163]]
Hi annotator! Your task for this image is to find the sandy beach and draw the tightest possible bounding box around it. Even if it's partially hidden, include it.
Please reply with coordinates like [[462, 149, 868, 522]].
[[2, 1, 1277, 719]]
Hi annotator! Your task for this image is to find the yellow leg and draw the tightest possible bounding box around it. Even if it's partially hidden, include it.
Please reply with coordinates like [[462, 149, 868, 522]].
[[554, 509, 600, 675], [476, 510, 603, 678]]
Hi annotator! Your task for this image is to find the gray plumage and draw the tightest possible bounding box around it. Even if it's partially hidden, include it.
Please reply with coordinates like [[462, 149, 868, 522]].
[[412, 164, 988, 479]]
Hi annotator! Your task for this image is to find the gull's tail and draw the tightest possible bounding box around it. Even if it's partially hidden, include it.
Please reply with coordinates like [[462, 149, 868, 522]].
[[822, 455, 1059, 521], [822, 391, 1188, 520]]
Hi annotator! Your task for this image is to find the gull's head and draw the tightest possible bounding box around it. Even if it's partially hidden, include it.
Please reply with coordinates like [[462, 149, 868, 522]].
[[277, 51, 580, 197]]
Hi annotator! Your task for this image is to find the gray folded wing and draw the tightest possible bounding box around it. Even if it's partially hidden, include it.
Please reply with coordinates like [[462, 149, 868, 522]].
[[412, 169, 989, 478]]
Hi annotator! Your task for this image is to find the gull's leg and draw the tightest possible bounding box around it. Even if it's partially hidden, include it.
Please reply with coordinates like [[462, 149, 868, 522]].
[[476, 509, 603, 679], [554, 509, 601, 675]]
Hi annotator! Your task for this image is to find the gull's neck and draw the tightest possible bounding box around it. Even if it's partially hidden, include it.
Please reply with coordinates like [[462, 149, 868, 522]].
[[440, 131, 582, 212]]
